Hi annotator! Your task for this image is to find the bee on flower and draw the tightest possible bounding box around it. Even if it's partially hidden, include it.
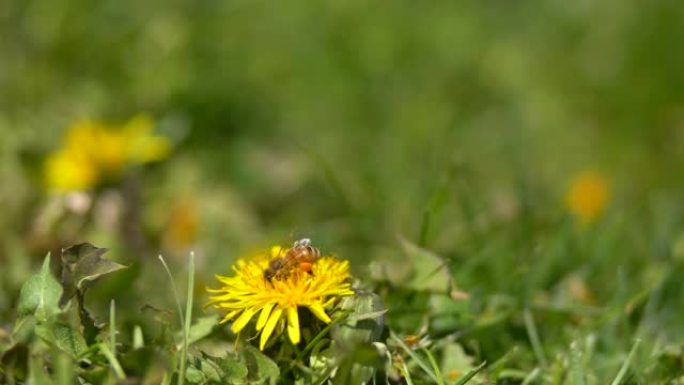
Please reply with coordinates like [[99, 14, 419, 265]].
[[44, 114, 171, 193], [565, 170, 610, 224], [206, 239, 355, 351]]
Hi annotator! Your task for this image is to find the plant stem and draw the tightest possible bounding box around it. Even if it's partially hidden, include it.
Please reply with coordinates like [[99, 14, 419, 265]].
[[178, 252, 195, 385]]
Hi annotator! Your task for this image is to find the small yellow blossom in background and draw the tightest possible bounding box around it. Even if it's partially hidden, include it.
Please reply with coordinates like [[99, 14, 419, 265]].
[[207, 243, 354, 350], [163, 198, 199, 252], [44, 115, 171, 192], [565, 170, 610, 224]]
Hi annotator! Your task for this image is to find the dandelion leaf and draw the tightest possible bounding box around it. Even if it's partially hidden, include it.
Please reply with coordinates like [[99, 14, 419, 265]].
[[174, 315, 219, 350], [398, 237, 452, 292], [59, 243, 127, 305], [332, 292, 385, 350], [241, 344, 279, 385], [17, 254, 63, 323], [217, 357, 248, 383], [185, 365, 205, 384], [35, 322, 87, 358], [440, 342, 478, 385]]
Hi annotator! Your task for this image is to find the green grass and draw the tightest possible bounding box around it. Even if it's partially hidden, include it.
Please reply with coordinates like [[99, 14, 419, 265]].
[[2, 0, 684, 383]]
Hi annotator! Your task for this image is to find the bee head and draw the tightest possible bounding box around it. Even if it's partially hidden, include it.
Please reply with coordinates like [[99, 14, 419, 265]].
[[294, 238, 312, 248]]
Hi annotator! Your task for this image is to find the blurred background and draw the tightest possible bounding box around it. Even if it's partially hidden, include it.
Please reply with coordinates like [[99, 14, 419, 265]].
[[2, 0, 684, 374]]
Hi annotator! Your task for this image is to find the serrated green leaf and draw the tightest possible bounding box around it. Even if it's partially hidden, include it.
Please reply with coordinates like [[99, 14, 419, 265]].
[[17, 254, 63, 323], [241, 345, 279, 385], [59, 243, 127, 305], [35, 322, 88, 358], [218, 357, 248, 384], [185, 366, 205, 384], [332, 293, 385, 350], [200, 358, 223, 383]]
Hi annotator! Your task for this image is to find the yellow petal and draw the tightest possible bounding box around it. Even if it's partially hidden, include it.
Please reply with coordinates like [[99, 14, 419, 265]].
[[259, 307, 283, 350], [270, 245, 283, 258], [256, 303, 275, 331], [287, 307, 300, 345], [307, 303, 331, 323], [219, 310, 239, 324], [230, 307, 257, 334]]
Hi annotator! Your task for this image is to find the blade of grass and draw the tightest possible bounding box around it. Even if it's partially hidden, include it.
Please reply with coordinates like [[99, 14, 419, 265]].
[[55, 350, 74, 385], [422, 348, 445, 385], [99, 343, 125, 380], [569, 341, 586, 385], [178, 252, 195, 385], [523, 308, 548, 367], [454, 361, 486, 385], [158, 255, 185, 328], [418, 210, 431, 247], [110, 300, 116, 357], [488, 346, 519, 372], [390, 332, 440, 383], [521, 367, 540, 385], [133, 325, 144, 349], [398, 359, 415, 385], [610, 339, 641, 385]]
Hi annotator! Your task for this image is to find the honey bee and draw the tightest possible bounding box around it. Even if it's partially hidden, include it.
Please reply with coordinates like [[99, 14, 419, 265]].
[[264, 238, 321, 282]]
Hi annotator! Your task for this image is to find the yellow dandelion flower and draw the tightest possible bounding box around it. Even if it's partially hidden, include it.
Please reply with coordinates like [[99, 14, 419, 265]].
[[44, 114, 171, 192], [566, 170, 609, 224], [207, 242, 355, 350], [121, 114, 171, 164], [44, 147, 99, 192], [64, 119, 128, 176]]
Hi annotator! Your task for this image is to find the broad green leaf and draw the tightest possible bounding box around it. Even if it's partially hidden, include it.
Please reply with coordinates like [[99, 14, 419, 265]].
[[398, 237, 452, 292], [199, 357, 223, 383], [332, 292, 385, 350], [440, 342, 479, 385], [216, 356, 248, 384], [175, 315, 219, 349], [35, 322, 87, 358], [17, 254, 63, 323], [185, 366, 205, 384], [59, 243, 127, 305], [241, 345, 279, 385]]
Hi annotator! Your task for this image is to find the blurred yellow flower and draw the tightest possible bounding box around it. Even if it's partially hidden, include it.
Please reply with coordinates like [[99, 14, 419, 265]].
[[207, 243, 354, 350], [44, 115, 171, 192], [44, 148, 98, 192], [566, 170, 609, 224], [163, 198, 199, 252]]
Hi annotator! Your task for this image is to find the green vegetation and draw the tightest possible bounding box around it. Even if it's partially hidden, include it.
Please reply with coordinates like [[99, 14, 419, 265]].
[[2, 0, 684, 383]]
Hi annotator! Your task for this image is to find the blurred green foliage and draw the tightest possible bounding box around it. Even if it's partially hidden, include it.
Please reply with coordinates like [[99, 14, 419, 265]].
[[2, 0, 684, 383]]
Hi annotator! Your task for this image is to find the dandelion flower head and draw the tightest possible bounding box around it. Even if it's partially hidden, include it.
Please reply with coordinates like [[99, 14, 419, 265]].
[[566, 170, 609, 224], [207, 240, 354, 350], [44, 114, 171, 192]]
